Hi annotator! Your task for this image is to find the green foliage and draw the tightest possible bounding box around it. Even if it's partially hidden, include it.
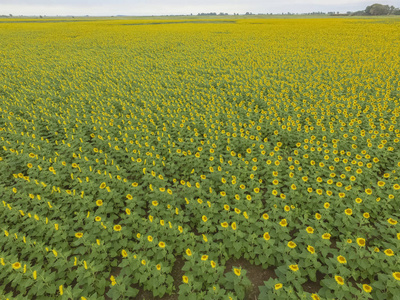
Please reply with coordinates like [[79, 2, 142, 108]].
[[0, 17, 400, 300]]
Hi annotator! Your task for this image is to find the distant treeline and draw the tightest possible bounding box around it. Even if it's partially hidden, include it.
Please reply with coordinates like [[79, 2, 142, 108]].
[[195, 4, 400, 17], [350, 3, 400, 16]]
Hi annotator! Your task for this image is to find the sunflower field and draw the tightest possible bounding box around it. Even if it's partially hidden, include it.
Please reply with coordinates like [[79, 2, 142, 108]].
[[0, 17, 400, 300]]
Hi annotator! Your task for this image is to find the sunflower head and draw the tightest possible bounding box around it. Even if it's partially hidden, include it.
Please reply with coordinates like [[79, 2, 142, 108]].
[[356, 238, 366, 247], [362, 284, 372, 293], [12, 262, 21, 269], [334, 275, 344, 285], [289, 264, 299, 271], [307, 245, 315, 254], [233, 268, 241, 276]]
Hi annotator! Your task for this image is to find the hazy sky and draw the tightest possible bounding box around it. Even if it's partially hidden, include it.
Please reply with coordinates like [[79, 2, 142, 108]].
[[1, 0, 399, 16]]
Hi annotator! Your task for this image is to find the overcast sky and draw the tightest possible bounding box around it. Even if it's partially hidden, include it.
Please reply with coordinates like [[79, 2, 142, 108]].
[[1, 0, 399, 16]]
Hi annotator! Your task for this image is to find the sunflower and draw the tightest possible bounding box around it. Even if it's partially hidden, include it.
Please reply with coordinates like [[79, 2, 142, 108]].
[[311, 294, 320, 300], [221, 222, 228, 228], [362, 284, 372, 293], [307, 245, 315, 254], [388, 218, 398, 225], [322, 233, 331, 240], [182, 275, 189, 283], [12, 262, 21, 269], [345, 208, 352, 215], [356, 238, 366, 247], [96, 199, 103, 206], [186, 248, 192, 256], [279, 219, 288, 227], [159, 241, 166, 248], [287, 241, 297, 248], [384, 249, 394, 256], [334, 275, 344, 285], [393, 272, 400, 281], [263, 232, 270, 241], [231, 222, 237, 230], [234, 268, 241, 276], [210, 260, 216, 268], [306, 226, 314, 234], [75, 232, 83, 238], [337, 255, 346, 264], [113, 225, 122, 232], [289, 264, 299, 272], [121, 249, 128, 257], [274, 283, 283, 290]]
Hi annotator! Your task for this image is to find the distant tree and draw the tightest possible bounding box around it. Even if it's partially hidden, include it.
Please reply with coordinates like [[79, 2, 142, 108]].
[[365, 3, 390, 15], [351, 10, 367, 16]]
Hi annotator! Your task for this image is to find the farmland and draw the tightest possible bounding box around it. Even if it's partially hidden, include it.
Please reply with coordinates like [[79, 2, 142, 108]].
[[0, 17, 400, 299]]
